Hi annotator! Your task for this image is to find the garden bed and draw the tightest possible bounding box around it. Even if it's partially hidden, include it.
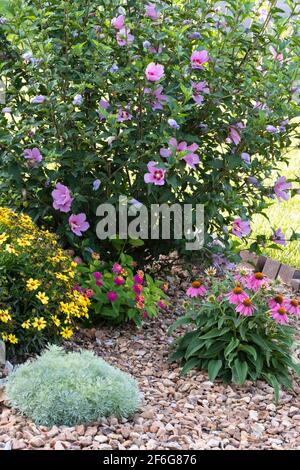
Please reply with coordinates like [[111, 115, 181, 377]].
[[1, 264, 300, 451]]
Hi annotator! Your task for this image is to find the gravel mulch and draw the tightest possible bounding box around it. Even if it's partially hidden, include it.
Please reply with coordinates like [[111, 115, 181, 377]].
[[1, 259, 300, 450]]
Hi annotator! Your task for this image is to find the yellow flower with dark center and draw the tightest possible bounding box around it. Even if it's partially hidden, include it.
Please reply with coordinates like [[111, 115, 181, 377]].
[[0, 233, 9, 245], [60, 327, 73, 339], [32, 317, 47, 330], [26, 278, 41, 291], [0, 309, 12, 323], [36, 292, 49, 305], [21, 320, 31, 329], [5, 244, 18, 255], [8, 334, 18, 344], [51, 315, 61, 327], [16, 238, 31, 247]]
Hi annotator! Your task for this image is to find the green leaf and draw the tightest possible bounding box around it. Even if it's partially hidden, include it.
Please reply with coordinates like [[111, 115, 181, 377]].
[[199, 327, 230, 340], [232, 358, 248, 385], [181, 357, 200, 376], [208, 359, 222, 381], [238, 344, 257, 361], [224, 337, 239, 358]]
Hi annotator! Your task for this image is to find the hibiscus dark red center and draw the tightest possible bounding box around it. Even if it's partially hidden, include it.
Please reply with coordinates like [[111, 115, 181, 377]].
[[233, 287, 243, 294], [154, 170, 163, 180], [192, 280, 201, 288], [242, 298, 252, 306], [254, 272, 264, 280]]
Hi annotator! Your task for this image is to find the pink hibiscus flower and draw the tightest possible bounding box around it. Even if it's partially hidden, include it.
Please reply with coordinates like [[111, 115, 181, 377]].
[[236, 298, 256, 316], [160, 138, 200, 169], [145, 3, 160, 20], [144, 86, 168, 110], [68, 213, 90, 236], [227, 286, 248, 305], [271, 228, 286, 246], [190, 50, 209, 69], [231, 218, 251, 238], [192, 81, 209, 104], [144, 161, 166, 186], [270, 305, 289, 324], [145, 62, 165, 82], [186, 280, 207, 298], [274, 176, 292, 203], [117, 108, 133, 122], [116, 28, 134, 46], [111, 15, 125, 30], [23, 148, 43, 164], [52, 183, 73, 213]]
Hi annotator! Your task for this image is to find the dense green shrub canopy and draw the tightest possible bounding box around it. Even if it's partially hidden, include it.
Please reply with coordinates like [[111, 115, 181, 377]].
[[6, 345, 141, 426], [0, 0, 299, 256]]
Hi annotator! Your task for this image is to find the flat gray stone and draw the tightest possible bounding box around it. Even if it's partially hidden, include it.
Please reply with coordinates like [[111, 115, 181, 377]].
[[0, 340, 5, 366], [278, 264, 295, 285], [262, 258, 281, 280], [291, 279, 300, 292]]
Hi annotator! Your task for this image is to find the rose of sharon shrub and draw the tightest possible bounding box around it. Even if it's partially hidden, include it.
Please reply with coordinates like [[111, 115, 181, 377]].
[[77, 253, 167, 326], [0, 207, 90, 357], [169, 270, 300, 401], [6, 345, 141, 426], [0, 1, 299, 257]]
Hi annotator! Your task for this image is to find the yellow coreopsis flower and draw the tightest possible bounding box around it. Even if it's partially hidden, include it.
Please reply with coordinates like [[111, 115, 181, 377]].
[[60, 327, 73, 339], [8, 334, 19, 344], [36, 291, 49, 305], [26, 278, 41, 291], [0, 309, 12, 323], [21, 319, 31, 329], [55, 273, 69, 282], [16, 237, 31, 247], [51, 315, 61, 327], [32, 317, 47, 331], [1, 332, 8, 341], [5, 244, 18, 255], [0, 233, 9, 245]]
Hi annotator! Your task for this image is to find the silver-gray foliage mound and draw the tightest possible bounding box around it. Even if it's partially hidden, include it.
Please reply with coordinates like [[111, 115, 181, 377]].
[[5, 345, 141, 427]]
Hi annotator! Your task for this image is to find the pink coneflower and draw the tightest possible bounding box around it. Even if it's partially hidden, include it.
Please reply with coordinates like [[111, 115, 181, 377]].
[[270, 306, 289, 324], [158, 300, 167, 309], [114, 275, 125, 286], [112, 263, 122, 274], [236, 298, 256, 316], [186, 280, 207, 298], [284, 298, 300, 316], [246, 272, 268, 292], [227, 286, 248, 305], [107, 291, 118, 302], [268, 294, 285, 310]]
